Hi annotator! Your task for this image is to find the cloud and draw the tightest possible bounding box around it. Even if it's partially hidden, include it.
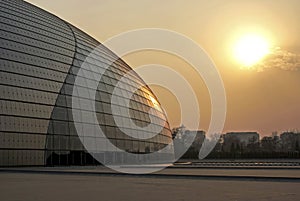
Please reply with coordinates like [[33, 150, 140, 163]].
[[254, 47, 300, 72]]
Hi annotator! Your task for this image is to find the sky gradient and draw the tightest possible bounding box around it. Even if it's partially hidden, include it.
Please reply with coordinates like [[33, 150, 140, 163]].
[[27, 0, 300, 136]]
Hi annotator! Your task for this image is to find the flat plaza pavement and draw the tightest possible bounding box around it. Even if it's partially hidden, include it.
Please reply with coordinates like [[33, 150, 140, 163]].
[[1, 167, 300, 201]]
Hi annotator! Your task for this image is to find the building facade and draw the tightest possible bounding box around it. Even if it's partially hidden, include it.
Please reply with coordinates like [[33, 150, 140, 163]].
[[222, 132, 259, 152], [0, 0, 173, 166], [171, 126, 206, 158], [280, 132, 300, 152]]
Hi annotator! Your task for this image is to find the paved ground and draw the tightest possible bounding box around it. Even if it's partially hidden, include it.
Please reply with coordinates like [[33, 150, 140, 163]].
[[1, 166, 300, 201], [3, 166, 300, 178], [0, 172, 300, 201], [160, 168, 300, 178]]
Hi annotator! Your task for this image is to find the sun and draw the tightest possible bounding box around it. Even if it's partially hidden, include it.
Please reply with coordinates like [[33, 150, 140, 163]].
[[233, 34, 270, 67]]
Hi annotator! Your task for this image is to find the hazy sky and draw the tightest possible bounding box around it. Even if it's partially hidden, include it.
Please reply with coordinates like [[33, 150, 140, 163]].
[[27, 0, 300, 136]]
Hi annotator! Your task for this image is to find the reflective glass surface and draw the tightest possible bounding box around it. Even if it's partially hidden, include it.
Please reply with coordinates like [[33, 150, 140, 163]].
[[0, 0, 172, 166]]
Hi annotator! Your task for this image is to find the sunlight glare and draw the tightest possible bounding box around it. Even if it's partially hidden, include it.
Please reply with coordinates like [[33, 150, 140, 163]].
[[233, 34, 270, 67]]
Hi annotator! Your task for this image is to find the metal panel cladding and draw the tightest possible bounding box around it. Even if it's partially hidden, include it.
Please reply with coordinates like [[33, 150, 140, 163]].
[[0, 0, 172, 166]]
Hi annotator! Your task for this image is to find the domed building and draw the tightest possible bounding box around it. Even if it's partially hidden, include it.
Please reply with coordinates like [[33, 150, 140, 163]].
[[0, 0, 173, 166]]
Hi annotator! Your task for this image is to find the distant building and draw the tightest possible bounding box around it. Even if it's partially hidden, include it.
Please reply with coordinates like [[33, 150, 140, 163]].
[[172, 127, 206, 158], [222, 132, 259, 152], [185, 130, 206, 150], [280, 132, 300, 152], [261, 136, 281, 152], [172, 126, 205, 148], [224, 132, 259, 144]]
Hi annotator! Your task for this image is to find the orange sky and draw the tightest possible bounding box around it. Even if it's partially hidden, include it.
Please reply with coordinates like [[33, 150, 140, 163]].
[[27, 0, 300, 136]]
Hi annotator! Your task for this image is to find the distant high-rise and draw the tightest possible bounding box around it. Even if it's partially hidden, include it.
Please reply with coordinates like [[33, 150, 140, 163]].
[[0, 0, 172, 166], [280, 132, 300, 152], [222, 132, 259, 152]]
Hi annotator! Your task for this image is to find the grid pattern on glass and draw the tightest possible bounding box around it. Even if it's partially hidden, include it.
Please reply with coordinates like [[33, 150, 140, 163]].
[[46, 23, 173, 165], [0, 0, 173, 166], [0, 0, 76, 166]]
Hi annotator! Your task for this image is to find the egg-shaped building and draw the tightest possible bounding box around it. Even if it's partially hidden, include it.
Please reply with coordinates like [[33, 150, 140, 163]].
[[0, 0, 173, 166]]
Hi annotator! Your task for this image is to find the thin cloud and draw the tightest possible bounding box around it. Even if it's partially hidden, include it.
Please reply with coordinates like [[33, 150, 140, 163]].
[[255, 47, 300, 72]]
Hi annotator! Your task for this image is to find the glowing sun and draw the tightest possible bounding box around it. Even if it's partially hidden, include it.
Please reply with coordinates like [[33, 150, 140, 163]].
[[233, 34, 270, 67]]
